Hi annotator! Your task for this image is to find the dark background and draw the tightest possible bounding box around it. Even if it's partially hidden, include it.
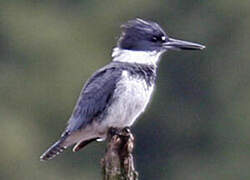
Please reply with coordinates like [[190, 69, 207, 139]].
[[1, 1, 250, 180]]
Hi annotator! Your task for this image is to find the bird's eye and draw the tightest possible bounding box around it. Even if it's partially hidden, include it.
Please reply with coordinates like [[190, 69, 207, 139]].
[[152, 36, 166, 42]]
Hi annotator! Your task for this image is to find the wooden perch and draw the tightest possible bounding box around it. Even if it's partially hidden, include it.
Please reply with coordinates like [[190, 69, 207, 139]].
[[101, 127, 138, 180]]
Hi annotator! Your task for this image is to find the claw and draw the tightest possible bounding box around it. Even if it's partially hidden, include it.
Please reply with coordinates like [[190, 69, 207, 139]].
[[123, 127, 131, 134]]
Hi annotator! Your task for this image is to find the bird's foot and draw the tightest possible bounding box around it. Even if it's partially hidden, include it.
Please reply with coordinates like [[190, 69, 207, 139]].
[[106, 127, 134, 155], [108, 127, 132, 139], [108, 127, 120, 137], [123, 126, 131, 134]]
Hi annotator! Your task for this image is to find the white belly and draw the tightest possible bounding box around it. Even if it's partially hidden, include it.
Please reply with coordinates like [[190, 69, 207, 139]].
[[63, 70, 155, 145], [102, 70, 154, 128]]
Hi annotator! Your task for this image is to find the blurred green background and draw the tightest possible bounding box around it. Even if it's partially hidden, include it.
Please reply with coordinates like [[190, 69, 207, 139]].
[[1, 0, 250, 179]]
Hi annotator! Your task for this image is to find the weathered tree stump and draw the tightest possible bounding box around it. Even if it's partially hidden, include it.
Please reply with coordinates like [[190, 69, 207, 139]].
[[101, 128, 138, 180]]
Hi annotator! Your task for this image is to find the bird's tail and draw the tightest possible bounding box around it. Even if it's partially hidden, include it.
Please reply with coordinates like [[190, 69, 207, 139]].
[[40, 133, 68, 161]]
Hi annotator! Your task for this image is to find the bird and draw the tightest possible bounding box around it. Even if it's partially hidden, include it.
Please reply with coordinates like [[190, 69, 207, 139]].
[[40, 18, 205, 161]]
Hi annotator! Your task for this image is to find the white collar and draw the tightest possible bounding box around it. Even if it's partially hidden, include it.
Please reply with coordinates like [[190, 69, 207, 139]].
[[112, 47, 165, 66]]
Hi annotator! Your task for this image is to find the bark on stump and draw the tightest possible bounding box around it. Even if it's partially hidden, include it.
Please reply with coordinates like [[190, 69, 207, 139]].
[[101, 128, 138, 180]]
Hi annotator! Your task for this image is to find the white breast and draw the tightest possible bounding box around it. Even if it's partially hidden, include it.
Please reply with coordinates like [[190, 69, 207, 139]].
[[102, 70, 154, 128]]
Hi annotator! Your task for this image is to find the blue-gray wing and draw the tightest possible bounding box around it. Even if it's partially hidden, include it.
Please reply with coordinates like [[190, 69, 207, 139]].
[[66, 64, 122, 132]]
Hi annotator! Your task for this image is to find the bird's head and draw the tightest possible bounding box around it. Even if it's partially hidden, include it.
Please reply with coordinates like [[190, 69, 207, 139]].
[[113, 18, 205, 65], [118, 18, 205, 52]]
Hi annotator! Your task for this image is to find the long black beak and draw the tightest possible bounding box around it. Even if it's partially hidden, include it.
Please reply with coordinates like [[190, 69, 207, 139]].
[[163, 38, 205, 51]]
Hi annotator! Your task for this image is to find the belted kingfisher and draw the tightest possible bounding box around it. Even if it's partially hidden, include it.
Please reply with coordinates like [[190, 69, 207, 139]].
[[40, 18, 205, 161]]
